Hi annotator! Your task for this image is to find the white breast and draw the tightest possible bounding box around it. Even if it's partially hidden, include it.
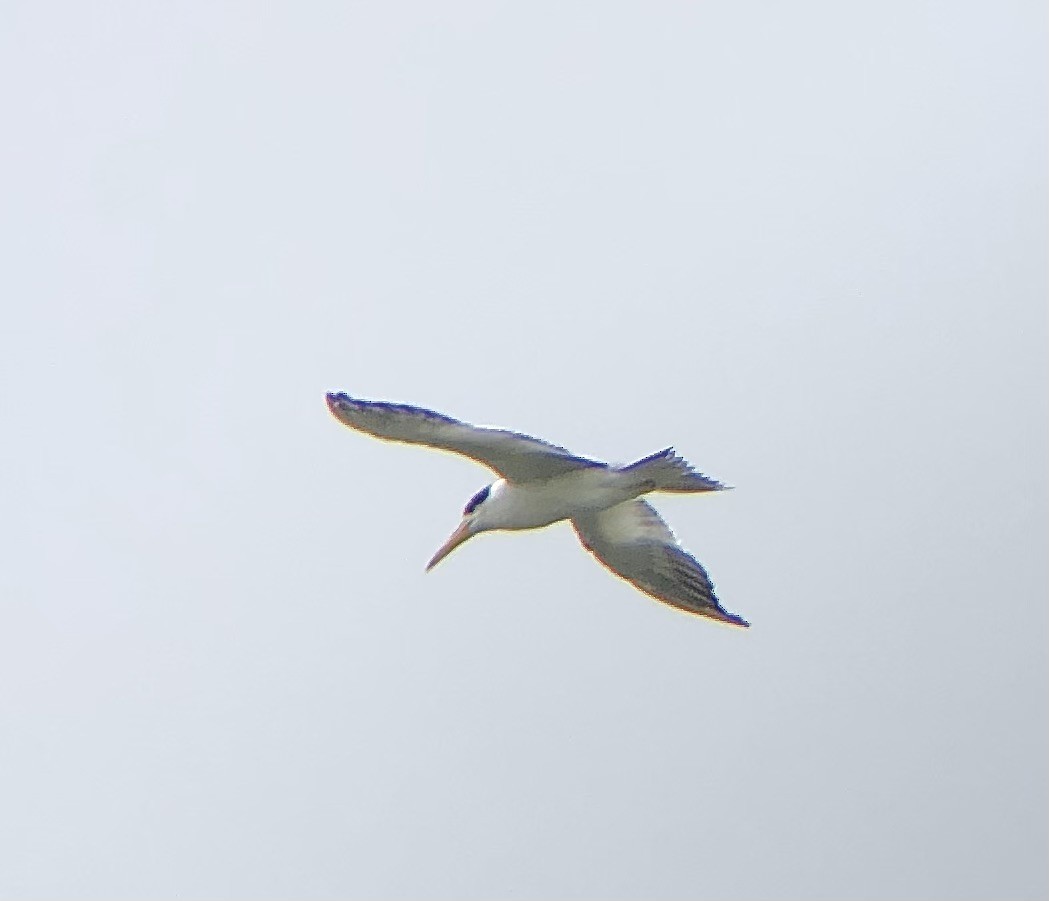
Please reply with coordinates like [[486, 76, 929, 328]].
[[485, 469, 638, 531]]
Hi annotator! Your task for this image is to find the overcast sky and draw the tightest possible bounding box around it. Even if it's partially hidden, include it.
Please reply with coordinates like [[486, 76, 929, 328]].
[[1, 1, 1046, 899]]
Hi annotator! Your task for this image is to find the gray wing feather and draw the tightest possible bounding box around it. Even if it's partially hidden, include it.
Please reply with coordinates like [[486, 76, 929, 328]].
[[326, 393, 605, 482], [572, 499, 749, 627]]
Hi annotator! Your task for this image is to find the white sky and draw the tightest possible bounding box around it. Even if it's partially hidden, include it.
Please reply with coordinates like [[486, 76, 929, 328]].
[[1, 1, 1046, 898]]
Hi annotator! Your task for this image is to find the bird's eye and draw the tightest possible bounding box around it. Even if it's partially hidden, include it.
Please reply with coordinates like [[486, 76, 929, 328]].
[[463, 485, 490, 515]]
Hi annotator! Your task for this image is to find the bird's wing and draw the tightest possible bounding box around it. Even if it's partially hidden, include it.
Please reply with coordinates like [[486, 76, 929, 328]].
[[326, 393, 605, 482], [572, 499, 749, 627]]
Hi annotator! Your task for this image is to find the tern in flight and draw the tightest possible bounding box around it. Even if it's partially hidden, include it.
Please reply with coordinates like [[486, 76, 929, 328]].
[[326, 393, 748, 627]]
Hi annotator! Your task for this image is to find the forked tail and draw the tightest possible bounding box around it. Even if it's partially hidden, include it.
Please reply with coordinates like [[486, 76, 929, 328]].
[[619, 447, 728, 493]]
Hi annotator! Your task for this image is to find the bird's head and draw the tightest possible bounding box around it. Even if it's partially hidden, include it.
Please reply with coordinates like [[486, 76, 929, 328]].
[[425, 481, 503, 571]]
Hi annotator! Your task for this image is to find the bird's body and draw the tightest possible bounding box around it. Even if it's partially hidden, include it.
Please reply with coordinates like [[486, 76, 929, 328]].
[[326, 392, 748, 628], [475, 469, 651, 530]]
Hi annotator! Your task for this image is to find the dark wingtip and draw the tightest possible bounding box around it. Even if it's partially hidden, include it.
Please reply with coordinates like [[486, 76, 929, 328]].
[[326, 392, 352, 415], [716, 608, 750, 628]]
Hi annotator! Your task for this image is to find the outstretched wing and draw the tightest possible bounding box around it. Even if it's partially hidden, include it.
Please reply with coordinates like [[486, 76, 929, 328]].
[[572, 499, 749, 627], [326, 393, 605, 483]]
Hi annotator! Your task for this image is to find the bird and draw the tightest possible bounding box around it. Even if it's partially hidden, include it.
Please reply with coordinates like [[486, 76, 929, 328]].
[[325, 392, 748, 627]]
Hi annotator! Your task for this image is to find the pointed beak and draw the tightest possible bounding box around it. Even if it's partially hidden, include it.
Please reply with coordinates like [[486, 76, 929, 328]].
[[426, 519, 474, 571]]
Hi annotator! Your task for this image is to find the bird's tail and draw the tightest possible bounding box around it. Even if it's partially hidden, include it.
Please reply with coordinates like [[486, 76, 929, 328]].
[[619, 448, 729, 493]]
